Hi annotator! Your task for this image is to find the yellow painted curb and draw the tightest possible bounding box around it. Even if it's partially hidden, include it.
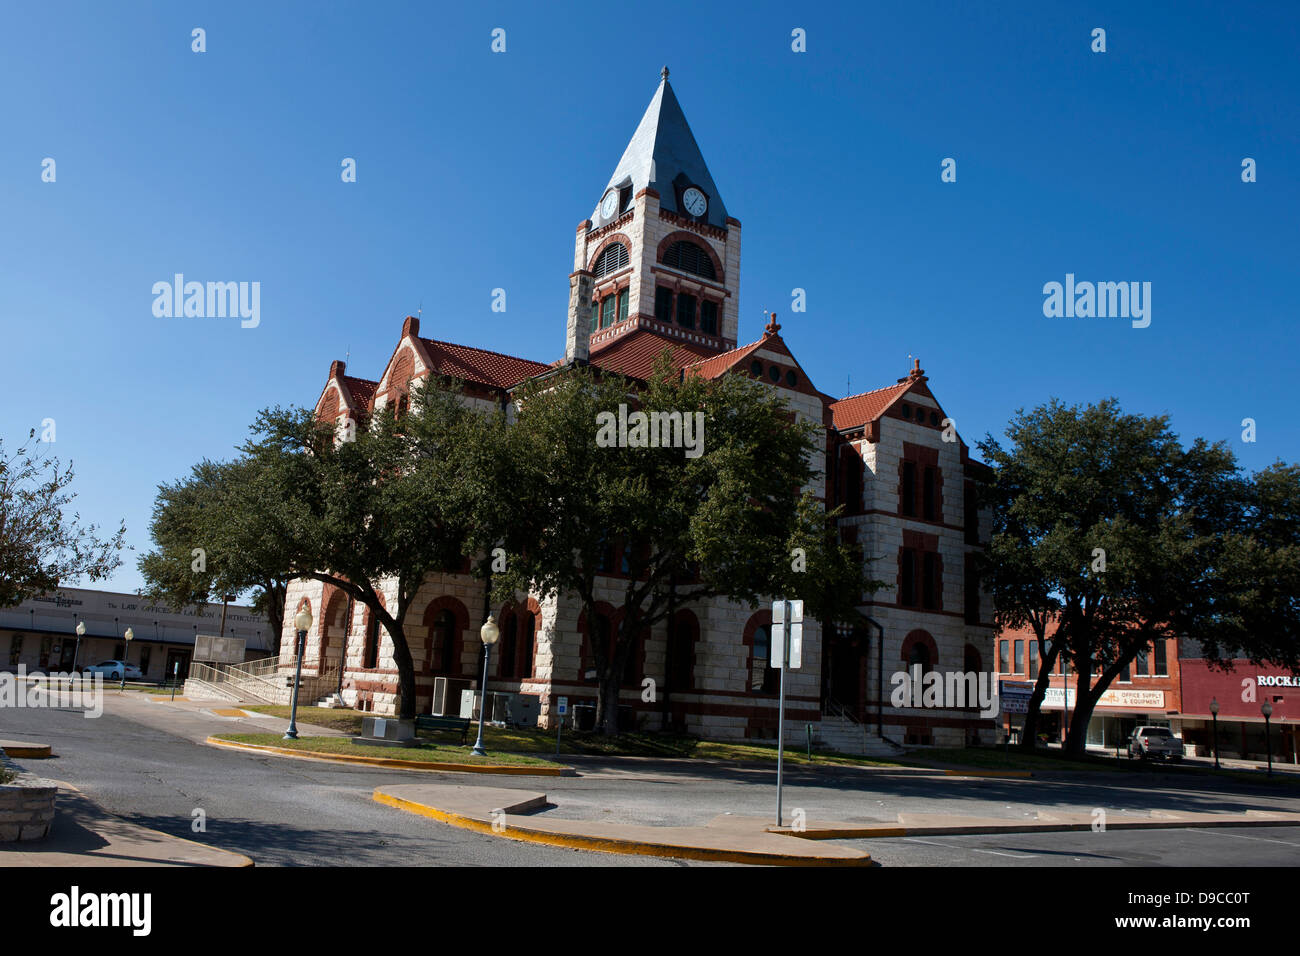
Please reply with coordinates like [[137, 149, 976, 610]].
[[206, 736, 573, 776], [372, 791, 873, 866]]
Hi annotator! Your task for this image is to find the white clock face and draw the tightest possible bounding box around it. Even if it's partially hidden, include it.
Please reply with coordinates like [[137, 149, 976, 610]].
[[600, 190, 618, 218], [683, 187, 707, 217]]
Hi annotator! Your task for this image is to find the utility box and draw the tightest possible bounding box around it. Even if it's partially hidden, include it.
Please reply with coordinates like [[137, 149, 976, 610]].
[[433, 677, 473, 716], [353, 716, 416, 748], [459, 688, 477, 720]]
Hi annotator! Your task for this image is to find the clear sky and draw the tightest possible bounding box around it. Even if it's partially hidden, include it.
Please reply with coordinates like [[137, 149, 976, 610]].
[[2, 1, 1296, 594]]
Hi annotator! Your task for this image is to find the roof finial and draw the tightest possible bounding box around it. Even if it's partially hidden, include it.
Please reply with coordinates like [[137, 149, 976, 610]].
[[661, 65, 670, 81], [764, 310, 781, 336], [909, 356, 923, 379]]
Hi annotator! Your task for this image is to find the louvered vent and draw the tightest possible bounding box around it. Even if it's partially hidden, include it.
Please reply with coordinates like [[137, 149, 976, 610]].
[[592, 243, 629, 277], [661, 240, 716, 280]]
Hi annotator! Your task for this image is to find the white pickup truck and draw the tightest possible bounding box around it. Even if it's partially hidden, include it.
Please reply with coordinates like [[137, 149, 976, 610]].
[[1127, 726, 1184, 762]]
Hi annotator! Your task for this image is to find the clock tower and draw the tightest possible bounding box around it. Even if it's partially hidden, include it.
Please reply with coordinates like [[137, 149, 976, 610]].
[[565, 68, 741, 365]]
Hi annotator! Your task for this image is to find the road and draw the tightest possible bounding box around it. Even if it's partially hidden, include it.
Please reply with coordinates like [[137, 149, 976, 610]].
[[3, 691, 1299, 866]]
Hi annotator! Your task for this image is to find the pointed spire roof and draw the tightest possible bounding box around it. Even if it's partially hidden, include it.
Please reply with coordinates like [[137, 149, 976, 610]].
[[596, 67, 729, 229]]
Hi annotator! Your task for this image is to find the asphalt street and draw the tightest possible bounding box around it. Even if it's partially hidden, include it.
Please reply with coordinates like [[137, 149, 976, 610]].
[[3, 691, 1299, 867]]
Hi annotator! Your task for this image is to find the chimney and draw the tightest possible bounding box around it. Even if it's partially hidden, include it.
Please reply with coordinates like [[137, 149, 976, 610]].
[[329, 360, 346, 378], [402, 315, 420, 338], [565, 270, 594, 363]]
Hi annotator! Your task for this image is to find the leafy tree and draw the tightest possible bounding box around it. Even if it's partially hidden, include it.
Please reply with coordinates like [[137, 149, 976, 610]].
[[223, 379, 503, 719], [139, 459, 288, 654], [491, 356, 871, 735], [0, 429, 125, 608], [979, 399, 1262, 755]]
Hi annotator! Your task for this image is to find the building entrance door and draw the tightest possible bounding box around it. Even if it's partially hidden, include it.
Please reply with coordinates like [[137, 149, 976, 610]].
[[826, 629, 867, 720]]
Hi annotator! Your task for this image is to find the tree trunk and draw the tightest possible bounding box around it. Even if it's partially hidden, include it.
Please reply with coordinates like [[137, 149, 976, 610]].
[[1018, 640, 1059, 750]]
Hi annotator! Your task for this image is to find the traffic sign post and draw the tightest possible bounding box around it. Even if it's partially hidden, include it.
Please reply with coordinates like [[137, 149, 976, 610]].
[[556, 696, 568, 755], [771, 599, 803, 827]]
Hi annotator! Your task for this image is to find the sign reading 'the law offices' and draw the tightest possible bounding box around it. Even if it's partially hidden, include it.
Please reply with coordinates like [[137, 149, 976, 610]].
[[1042, 687, 1166, 710]]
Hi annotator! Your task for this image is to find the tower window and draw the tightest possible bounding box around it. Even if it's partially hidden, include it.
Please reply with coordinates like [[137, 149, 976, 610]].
[[619, 185, 633, 211], [676, 292, 697, 329], [590, 300, 599, 331], [654, 286, 673, 323], [700, 300, 718, 335], [592, 243, 629, 278], [617, 289, 629, 322], [601, 295, 616, 328], [901, 461, 916, 516], [661, 240, 716, 280]]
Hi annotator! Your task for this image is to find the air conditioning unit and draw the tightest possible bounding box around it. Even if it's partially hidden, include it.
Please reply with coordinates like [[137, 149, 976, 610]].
[[432, 677, 473, 716]]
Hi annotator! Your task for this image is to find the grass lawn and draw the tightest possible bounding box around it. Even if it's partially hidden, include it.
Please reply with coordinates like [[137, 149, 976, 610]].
[[214, 732, 563, 768], [241, 706, 902, 768]]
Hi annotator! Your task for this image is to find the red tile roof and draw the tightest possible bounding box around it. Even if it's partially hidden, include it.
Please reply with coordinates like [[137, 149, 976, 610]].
[[681, 336, 769, 380], [342, 376, 378, 410], [588, 328, 718, 380], [419, 338, 552, 390], [829, 382, 914, 431]]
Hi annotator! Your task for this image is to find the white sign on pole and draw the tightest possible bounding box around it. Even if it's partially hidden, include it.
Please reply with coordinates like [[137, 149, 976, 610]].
[[771, 600, 803, 669]]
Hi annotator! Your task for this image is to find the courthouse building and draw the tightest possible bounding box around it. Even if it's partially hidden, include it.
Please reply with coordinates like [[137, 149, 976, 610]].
[[279, 70, 996, 751]]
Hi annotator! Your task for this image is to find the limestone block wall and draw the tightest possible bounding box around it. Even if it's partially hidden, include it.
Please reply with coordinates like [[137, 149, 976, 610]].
[[0, 751, 56, 842]]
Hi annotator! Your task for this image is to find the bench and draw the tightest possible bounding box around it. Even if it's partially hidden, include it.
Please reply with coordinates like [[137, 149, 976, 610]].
[[414, 714, 471, 744]]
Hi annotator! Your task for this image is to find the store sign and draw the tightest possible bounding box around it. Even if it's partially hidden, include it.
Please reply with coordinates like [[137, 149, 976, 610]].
[[1043, 687, 1165, 710], [1257, 675, 1299, 688]]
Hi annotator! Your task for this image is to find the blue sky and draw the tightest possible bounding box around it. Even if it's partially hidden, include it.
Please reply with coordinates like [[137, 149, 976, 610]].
[[2, 1, 1296, 594]]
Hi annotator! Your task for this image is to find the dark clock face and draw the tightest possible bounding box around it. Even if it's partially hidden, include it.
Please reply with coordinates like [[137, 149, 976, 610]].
[[682, 187, 707, 217]]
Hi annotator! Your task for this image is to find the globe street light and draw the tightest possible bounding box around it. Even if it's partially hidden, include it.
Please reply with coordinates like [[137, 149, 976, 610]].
[[121, 628, 134, 690], [1261, 700, 1274, 777], [284, 606, 313, 740], [470, 615, 500, 757], [74, 620, 85, 677], [1209, 697, 1220, 770]]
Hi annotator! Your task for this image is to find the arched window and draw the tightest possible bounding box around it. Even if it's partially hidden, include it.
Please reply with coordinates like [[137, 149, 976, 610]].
[[751, 624, 776, 693], [661, 240, 716, 280], [499, 610, 517, 678], [518, 612, 535, 677], [908, 641, 931, 674], [667, 611, 697, 690], [431, 609, 456, 673], [362, 610, 380, 669], [592, 243, 629, 278]]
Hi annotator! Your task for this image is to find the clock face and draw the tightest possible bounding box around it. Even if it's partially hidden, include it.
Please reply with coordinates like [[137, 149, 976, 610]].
[[600, 190, 618, 218], [682, 187, 707, 217]]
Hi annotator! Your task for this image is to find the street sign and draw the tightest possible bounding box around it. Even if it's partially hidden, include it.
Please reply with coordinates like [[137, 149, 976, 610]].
[[556, 696, 568, 716], [771, 599, 803, 669], [999, 680, 1035, 715]]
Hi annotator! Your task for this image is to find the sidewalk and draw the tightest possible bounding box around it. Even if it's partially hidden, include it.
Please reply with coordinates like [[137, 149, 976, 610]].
[[0, 782, 251, 867]]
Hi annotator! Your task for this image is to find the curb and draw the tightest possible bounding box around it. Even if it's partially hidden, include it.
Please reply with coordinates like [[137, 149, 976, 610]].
[[0, 742, 53, 759], [206, 736, 575, 776], [372, 790, 873, 866]]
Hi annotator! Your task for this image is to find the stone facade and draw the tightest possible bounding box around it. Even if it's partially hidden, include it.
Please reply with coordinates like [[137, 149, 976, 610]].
[[0, 751, 57, 842], [275, 72, 996, 751]]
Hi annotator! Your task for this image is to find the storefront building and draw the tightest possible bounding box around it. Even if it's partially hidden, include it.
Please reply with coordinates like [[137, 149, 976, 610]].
[[1177, 641, 1299, 764], [995, 625, 1182, 749], [0, 587, 271, 682]]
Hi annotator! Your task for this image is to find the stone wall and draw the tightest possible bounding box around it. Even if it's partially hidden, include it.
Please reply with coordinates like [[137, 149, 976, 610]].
[[0, 750, 56, 842]]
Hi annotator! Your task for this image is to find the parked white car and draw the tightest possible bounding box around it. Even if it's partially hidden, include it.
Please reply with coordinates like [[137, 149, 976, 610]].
[[82, 660, 143, 681]]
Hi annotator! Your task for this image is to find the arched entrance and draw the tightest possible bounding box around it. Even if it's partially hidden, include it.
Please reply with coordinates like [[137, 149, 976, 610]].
[[824, 626, 867, 720]]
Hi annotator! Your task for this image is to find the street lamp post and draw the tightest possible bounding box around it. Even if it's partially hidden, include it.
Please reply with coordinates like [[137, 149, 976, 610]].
[[73, 621, 85, 676], [1210, 697, 1220, 770], [284, 607, 313, 740], [120, 628, 133, 690], [470, 615, 500, 757], [1262, 701, 1274, 777]]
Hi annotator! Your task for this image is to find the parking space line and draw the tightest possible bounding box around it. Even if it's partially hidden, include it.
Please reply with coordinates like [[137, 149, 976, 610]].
[[1185, 828, 1300, 848]]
